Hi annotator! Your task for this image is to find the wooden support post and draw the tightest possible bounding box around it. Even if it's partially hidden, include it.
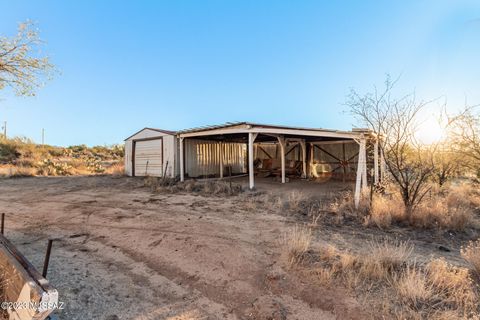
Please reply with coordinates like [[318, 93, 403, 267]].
[[309, 143, 314, 178], [248, 132, 258, 189], [219, 142, 224, 179], [277, 136, 286, 183], [179, 137, 185, 182], [300, 140, 307, 178], [374, 140, 379, 184], [354, 138, 367, 208]]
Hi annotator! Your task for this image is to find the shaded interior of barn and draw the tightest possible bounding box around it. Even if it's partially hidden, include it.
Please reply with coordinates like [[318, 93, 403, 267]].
[[182, 132, 364, 183]]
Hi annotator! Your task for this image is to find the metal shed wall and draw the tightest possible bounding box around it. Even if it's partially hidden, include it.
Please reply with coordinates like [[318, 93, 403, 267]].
[[184, 139, 247, 178]]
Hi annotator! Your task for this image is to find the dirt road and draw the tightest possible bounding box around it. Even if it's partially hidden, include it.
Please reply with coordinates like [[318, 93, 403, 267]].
[[0, 176, 365, 320]]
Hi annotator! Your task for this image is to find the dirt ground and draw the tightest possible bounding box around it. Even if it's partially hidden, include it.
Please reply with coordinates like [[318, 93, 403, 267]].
[[0, 176, 473, 319]]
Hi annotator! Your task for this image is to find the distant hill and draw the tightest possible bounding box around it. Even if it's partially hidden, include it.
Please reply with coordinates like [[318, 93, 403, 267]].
[[0, 137, 124, 177]]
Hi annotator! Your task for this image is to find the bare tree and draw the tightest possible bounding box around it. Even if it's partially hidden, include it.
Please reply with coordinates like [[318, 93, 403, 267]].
[[448, 107, 480, 176], [430, 146, 464, 186], [0, 21, 53, 96], [346, 75, 435, 214]]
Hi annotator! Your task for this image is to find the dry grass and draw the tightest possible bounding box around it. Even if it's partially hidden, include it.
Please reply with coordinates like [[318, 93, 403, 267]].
[[427, 258, 477, 310], [280, 225, 312, 268], [0, 166, 36, 178], [461, 239, 480, 275], [366, 239, 412, 271], [145, 177, 243, 196], [104, 163, 125, 176], [365, 195, 406, 229], [447, 183, 480, 209], [330, 182, 477, 232], [394, 264, 434, 310], [412, 197, 473, 231], [330, 190, 370, 218], [297, 233, 480, 319]]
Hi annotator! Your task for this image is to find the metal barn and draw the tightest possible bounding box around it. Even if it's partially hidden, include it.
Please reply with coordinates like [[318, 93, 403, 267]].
[[124, 122, 383, 206]]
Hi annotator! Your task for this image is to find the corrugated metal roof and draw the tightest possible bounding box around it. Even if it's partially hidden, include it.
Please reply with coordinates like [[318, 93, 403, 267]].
[[176, 121, 357, 135]]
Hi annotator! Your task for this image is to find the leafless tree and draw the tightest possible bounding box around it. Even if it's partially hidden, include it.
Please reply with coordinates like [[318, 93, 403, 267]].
[[430, 146, 464, 186], [448, 107, 480, 176], [0, 21, 54, 96], [346, 75, 435, 214]]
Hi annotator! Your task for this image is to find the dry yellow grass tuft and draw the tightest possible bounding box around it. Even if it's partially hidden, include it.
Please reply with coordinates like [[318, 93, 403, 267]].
[[369, 195, 406, 228], [447, 183, 480, 209], [394, 264, 434, 310], [281, 225, 312, 268], [427, 258, 477, 310], [366, 239, 412, 271], [286, 191, 305, 211], [104, 162, 125, 176], [461, 239, 480, 275], [412, 196, 473, 231]]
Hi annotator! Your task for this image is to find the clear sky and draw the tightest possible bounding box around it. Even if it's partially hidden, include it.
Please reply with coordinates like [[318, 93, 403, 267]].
[[1, 1, 480, 146]]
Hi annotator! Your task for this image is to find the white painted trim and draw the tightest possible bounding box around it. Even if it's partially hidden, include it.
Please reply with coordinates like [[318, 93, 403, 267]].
[[248, 133, 258, 189], [300, 140, 307, 178], [354, 139, 367, 208]]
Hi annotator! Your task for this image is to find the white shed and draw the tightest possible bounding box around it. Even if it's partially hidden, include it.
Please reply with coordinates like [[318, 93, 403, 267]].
[[124, 128, 177, 178]]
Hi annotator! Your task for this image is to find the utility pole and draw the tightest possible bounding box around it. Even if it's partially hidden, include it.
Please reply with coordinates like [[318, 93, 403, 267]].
[[42, 128, 45, 145], [2, 121, 6, 139]]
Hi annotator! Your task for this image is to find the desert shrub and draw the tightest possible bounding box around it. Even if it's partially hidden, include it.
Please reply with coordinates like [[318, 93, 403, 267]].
[[0, 141, 20, 163], [36, 159, 73, 176], [85, 156, 105, 173], [281, 225, 312, 268], [461, 239, 480, 275]]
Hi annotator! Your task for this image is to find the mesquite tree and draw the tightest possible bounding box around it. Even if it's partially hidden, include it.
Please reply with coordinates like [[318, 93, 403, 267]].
[[346, 76, 435, 214], [0, 21, 53, 96]]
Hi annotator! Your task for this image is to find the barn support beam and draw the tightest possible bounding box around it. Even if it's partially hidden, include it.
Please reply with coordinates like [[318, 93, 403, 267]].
[[277, 136, 286, 183], [219, 141, 224, 179], [308, 143, 314, 178], [179, 137, 185, 182], [374, 140, 379, 184], [299, 140, 307, 178], [248, 132, 258, 189], [354, 138, 367, 208]]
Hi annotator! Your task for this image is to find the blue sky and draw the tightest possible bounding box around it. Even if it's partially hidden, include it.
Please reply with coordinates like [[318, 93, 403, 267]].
[[1, 1, 480, 146]]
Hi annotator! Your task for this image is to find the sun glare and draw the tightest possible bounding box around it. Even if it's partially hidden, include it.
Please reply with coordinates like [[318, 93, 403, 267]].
[[415, 117, 446, 145]]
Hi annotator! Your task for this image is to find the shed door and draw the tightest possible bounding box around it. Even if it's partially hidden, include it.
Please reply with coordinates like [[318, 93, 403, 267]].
[[134, 139, 163, 176]]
